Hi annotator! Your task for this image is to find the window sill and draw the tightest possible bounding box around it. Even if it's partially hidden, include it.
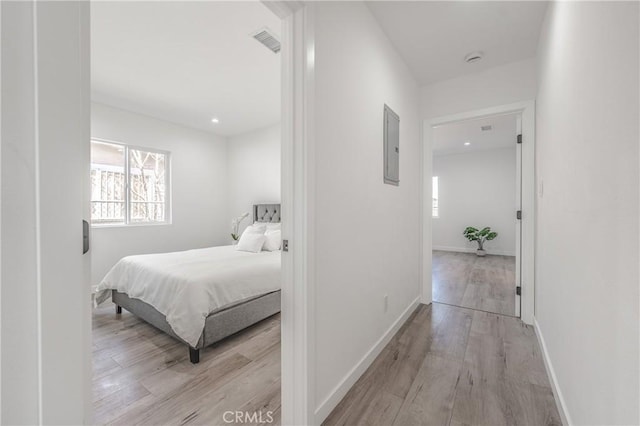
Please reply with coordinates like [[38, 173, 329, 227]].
[[91, 221, 172, 229]]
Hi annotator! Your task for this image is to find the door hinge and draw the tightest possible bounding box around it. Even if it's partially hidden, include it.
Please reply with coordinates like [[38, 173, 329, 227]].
[[517, 134, 522, 144], [516, 210, 522, 220], [282, 239, 289, 252], [516, 286, 522, 296]]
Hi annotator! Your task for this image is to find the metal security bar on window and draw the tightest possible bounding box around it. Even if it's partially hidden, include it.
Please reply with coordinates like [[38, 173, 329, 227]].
[[90, 140, 170, 226], [91, 171, 125, 221], [432, 176, 439, 218]]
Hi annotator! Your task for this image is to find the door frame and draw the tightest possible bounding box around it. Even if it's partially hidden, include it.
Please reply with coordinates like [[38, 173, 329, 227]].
[[0, 1, 92, 422], [422, 100, 536, 324], [262, 1, 316, 424], [515, 114, 523, 317]]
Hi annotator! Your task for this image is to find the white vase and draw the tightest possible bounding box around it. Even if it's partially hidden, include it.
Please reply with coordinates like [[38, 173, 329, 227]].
[[476, 249, 486, 257]]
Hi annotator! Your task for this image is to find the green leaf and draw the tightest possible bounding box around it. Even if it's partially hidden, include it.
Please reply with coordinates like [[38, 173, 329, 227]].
[[463, 226, 498, 243], [463, 227, 478, 240]]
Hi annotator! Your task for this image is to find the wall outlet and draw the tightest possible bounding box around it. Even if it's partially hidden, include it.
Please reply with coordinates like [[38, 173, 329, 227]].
[[383, 294, 388, 313]]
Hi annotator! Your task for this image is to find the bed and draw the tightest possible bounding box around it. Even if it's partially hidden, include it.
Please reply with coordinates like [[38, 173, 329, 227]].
[[95, 204, 281, 364]]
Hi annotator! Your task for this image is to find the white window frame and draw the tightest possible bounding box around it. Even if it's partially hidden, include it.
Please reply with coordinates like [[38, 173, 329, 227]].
[[91, 138, 172, 227], [432, 176, 439, 218]]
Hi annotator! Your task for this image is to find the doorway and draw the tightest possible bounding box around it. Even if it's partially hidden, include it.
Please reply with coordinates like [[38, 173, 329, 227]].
[[430, 113, 521, 317], [87, 1, 311, 425], [89, 2, 285, 424], [422, 100, 536, 325]]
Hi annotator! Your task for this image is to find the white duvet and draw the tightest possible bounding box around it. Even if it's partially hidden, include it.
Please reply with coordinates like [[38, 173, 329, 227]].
[[95, 245, 281, 347]]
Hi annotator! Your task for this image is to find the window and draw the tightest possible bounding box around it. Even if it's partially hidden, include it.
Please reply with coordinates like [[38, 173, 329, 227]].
[[91, 139, 170, 225], [432, 176, 439, 217]]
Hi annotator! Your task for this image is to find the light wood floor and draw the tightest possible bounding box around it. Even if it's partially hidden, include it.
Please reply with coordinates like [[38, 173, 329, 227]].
[[433, 250, 516, 316], [92, 304, 281, 425], [94, 301, 559, 426], [324, 303, 561, 426]]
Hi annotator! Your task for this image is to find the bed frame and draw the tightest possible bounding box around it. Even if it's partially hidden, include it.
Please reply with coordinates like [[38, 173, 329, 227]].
[[113, 203, 282, 364]]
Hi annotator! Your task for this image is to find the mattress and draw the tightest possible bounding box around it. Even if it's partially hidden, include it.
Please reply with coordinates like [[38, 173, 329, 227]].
[[95, 245, 281, 346]]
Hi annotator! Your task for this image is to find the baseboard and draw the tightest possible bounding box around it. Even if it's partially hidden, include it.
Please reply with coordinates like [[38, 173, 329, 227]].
[[533, 317, 572, 426], [313, 296, 421, 424], [432, 245, 516, 257]]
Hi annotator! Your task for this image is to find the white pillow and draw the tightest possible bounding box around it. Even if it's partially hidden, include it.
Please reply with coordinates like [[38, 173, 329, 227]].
[[263, 230, 281, 252], [266, 222, 281, 231], [236, 232, 266, 253], [242, 223, 267, 235]]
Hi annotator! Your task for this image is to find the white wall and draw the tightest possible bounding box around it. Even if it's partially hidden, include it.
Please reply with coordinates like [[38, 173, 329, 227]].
[[433, 147, 516, 256], [311, 2, 421, 422], [535, 2, 639, 424], [227, 124, 281, 235], [90, 103, 229, 285], [420, 57, 537, 119]]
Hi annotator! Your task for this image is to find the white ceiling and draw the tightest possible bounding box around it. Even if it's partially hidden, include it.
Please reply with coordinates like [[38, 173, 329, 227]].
[[91, 1, 281, 137], [367, 1, 548, 86], [433, 113, 518, 156]]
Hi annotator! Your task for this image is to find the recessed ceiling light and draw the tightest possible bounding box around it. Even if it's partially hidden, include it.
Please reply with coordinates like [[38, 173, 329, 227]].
[[211, 118, 220, 124], [464, 51, 484, 64], [464, 141, 471, 146]]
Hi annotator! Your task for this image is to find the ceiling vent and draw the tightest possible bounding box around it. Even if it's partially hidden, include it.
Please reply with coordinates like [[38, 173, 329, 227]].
[[481, 125, 492, 131], [464, 51, 484, 64], [252, 28, 281, 54]]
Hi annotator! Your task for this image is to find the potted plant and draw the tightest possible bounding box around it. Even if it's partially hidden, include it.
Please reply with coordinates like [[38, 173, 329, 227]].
[[463, 226, 498, 257], [231, 212, 250, 243]]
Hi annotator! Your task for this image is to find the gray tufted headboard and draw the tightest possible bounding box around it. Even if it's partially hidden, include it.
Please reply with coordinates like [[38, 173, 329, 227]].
[[253, 204, 281, 223]]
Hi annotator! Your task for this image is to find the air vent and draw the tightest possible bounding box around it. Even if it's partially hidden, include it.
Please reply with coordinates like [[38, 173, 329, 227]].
[[481, 125, 492, 131], [252, 28, 281, 53]]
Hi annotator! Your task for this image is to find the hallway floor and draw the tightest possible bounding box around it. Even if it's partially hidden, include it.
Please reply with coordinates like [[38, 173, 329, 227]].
[[433, 250, 516, 316], [324, 303, 561, 426], [93, 291, 559, 426]]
